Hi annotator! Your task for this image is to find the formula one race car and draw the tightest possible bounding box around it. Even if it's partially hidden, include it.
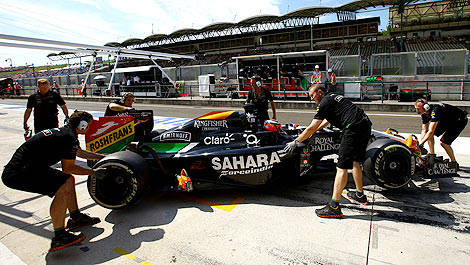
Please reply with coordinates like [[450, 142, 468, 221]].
[[85, 107, 458, 209]]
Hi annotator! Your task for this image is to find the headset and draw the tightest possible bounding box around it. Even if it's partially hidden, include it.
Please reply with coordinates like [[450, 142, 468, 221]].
[[69, 110, 91, 131], [78, 120, 89, 131], [417, 98, 430, 111], [120, 93, 134, 104]]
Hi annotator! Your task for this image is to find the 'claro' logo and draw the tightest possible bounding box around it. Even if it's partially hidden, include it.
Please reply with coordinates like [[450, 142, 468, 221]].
[[212, 151, 282, 176], [87, 121, 135, 152]]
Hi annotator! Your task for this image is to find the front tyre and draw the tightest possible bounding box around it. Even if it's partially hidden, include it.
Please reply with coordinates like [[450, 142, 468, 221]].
[[363, 138, 415, 189]]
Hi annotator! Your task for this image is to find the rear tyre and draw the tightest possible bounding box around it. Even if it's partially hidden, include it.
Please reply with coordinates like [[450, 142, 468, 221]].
[[363, 138, 415, 189], [87, 151, 149, 209]]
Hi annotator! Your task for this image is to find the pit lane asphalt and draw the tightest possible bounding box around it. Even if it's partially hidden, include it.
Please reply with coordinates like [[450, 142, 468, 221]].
[[0, 99, 469, 265]]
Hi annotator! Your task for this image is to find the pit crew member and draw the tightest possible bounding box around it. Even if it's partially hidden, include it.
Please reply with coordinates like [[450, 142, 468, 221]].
[[2, 111, 105, 252], [283, 84, 372, 218], [414, 98, 468, 169], [104, 92, 135, 116], [326, 68, 337, 92], [311, 65, 322, 84], [246, 76, 277, 123], [24, 79, 69, 134]]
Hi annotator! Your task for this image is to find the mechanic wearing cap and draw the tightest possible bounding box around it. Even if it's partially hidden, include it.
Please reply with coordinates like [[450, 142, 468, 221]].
[[283, 84, 372, 218], [311, 65, 323, 84], [326, 68, 337, 92], [2, 111, 105, 252], [104, 92, 135, 116], [246, 76, 277, 123], [24, 79, 69, 134], [415, 98, 468, 168]]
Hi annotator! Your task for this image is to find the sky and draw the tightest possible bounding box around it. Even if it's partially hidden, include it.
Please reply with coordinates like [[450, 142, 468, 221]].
[[0, 0, 405, 68]]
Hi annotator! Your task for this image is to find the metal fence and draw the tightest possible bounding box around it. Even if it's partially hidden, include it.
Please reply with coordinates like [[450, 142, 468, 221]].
[[368, 49, 468, 76], [12, 79, 470, 102], [330, 55, 360, 77], [369, 52, 416, 76]]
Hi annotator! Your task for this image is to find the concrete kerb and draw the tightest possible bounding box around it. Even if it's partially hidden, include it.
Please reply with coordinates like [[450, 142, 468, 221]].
[[11, 95, 470, 113]]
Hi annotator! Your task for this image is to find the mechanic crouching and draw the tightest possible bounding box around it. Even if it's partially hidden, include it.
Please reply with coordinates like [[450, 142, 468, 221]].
[[414, 98, 468, 169], [2, 111, 106, 252], [283, 84, 372, 218]]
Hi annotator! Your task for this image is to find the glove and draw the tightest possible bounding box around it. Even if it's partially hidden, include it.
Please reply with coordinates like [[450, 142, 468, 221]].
[[281, 140, 298, 157], [23, 122, 29, 131], [92, 168, 108, 180], [64, 116, 70, 125], [419, 143, 428, 155]]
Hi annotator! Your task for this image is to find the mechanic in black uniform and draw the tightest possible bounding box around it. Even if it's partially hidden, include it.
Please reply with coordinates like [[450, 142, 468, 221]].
[[283, 84, 372, 218], [415, 98, 468, 168], [104, 92, 135, 116], [2, 111, 105, 252], [24, 79, 69, 134], [246, 76, 277, 123]]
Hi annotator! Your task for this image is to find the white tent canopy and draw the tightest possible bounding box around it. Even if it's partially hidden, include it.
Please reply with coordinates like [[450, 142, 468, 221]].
[[0, 34, 195, 88]]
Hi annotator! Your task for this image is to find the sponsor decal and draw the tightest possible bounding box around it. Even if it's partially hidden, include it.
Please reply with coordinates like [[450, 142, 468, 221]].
[[212, 151, 282, 177], [160, 131, 191, 142], [427, 162, 456, 176], [244, 134, 260, 146], [87, 121, 134, 153], [334, 95, 343, 102], [91, 121, 119, 137], [41, 128, 59, 136], [374, 150, 385, 177], [194, 120, 228, 131], [310, 136, 340, 152], [204, 133, 235, 145]]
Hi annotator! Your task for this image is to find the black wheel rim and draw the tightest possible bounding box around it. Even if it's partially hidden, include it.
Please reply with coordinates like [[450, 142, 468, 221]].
[[94, 165, 135, 206], [382, 152, 410, 187]]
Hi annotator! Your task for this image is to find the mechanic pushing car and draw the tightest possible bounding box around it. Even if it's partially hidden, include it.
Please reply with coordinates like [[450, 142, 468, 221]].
[[245, 76, 277, 123], [2, 111, 105, 252], [283, 84, 372, 218], [414, 98, 468, 169], [104, 92, 135, 116], [24, 79, 69, 134]]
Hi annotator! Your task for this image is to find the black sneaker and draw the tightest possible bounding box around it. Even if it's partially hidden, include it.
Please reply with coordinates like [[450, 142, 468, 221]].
[[66, 213, 101, 231], [450, 161, 460, 172], [315, 204, 343, 218], [49, 231, 85, 252], [346, 191, 369, 205]]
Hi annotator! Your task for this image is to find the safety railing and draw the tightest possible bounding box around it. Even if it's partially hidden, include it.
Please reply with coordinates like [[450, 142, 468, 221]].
[[9, 79, 470, 103]]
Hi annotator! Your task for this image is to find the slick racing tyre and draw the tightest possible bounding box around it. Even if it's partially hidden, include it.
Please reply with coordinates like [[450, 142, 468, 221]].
[[363, 138, 415, 189], [87, 151, 149, 209]]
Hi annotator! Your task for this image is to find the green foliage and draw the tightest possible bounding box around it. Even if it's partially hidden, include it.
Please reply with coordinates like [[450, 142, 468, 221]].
[[381, 25, 391, 36]]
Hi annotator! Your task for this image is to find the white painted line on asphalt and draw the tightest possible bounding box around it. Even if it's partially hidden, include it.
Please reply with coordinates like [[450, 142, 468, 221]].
[[366, 113, 419, 117], [371, 224, 378, 249], [0, 242, 27, 265]]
